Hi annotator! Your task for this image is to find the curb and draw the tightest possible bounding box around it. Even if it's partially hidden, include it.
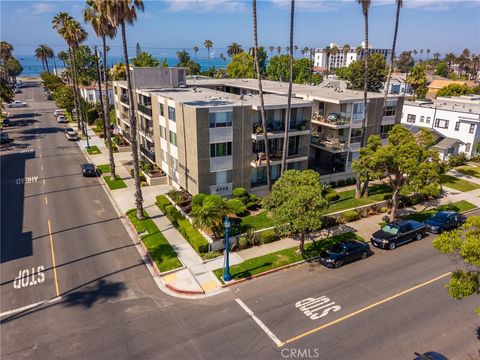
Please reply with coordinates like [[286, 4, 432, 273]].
[[165, 283, 205, 295]]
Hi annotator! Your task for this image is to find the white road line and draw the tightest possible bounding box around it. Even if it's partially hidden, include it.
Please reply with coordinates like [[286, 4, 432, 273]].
[[235, 298, 283, 347], [0, 296, 61, 318]]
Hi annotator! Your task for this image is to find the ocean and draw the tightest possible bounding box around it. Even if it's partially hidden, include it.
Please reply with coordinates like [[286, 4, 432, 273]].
[[17, 54, 228, 77]]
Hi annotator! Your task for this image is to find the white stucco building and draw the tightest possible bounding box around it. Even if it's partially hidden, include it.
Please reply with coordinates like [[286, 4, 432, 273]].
[[401, 96, 480, 159], [79, 83, 114, 105]]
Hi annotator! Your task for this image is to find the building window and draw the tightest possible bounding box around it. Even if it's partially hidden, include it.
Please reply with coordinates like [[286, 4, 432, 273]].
[[159, 103, 164, 117], [420, 116, 425, 123], [210, 142, 232, 157], [406, 114, 416, 123], [352, 103, 363, 121], [161, 149, 167, 162], [169, 130, 177, 146], [350, 128, 362, 143], [380, 124, 393, 139], [209, 112, 233, 128], [160, 125, 166, 139], [455, 122, 460, 131], [210, 170, 232, 186], [469, 124, 475, 134], [383, 100, 397, 116], [168, 106, 175, 121], [435, 118, 449, 129], [426, 116, 431, 124]]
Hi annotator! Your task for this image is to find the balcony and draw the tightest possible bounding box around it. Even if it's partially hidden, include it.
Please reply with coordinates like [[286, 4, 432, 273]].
[[311, 112, 351, 128], [140, 126, 154, 139], [140, 144, 156, 163], [251, 123, 310, 140], [137, 103, 152, 117], [120, 94, 129, 105], [122, 131, 131, 143], [251, 150, 307, 167], [310, 135, 348, 152]]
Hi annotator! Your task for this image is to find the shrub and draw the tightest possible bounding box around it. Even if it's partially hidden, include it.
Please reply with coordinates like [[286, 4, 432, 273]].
[[129, 168, 146, 182], [246, 193, 261, 209], [329, 181, 337, 188], [325, 190, 339, 202], [157, 195, 171, 213], [233, 187, 247, 198], [165, 205, 179, 226], [379, 206, 388, 213], [321, 216, 338, 229], [192, 193, 207, 207], [358, 207, 369, 218], [258, 229, 278, 244], [228, 199, 247, 216], [341, 210, 360, 223], [337, 179, 346, 187], [448, 152, 467, 167], [94, 118, 103, 129], [167, 189, 186, 204], [140, 160, 154, 174], [202, 251, 222, 260], [245, 228, 258, 246], [237, 236, 249, 250]]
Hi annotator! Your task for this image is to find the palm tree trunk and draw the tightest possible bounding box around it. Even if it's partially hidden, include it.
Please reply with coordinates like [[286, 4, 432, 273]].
[[53, 55, 57, 76], [68, 48, 82, 131], [355, 7, 369, 199], [41, 59, 46, 73], [94, 46, 107, 140], [102, 36, 116, 179], [253, 0, 272, 191], [121, 20, 144, 220], [71, 47, 87, 134], [281, 0, 295, 176], [383, 0, 401, 106], [45, 58, 50, 73]]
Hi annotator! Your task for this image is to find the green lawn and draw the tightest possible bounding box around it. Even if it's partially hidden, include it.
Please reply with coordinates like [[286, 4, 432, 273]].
[[439, 174, 480, 192], [326, 184, 392, 214], [403, 200, 477, 222], [455, 165, 480, 179], [86, 145, 101, 155], [214, 232, 364, 282], [97, 164, 111, 174], [103, 175, 127, 190], [239, 211, 274, 232], [127, 209, 182, 272]]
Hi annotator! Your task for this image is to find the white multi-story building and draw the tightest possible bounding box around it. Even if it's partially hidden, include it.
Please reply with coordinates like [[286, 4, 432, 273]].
[[79, 83, 114, 105], [401, 96, 480, 159], [314, 42, 391, 71]]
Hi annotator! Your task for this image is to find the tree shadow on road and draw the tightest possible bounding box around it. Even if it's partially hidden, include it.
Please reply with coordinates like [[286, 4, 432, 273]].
[[63, 279, 126, 309]]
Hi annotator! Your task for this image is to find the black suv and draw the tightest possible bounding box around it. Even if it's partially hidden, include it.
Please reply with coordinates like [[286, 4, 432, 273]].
[[319, 240, 371, 268], [424, 211, 462, 233], [371, 220, 426, 250], [81, 163, 98, 177]]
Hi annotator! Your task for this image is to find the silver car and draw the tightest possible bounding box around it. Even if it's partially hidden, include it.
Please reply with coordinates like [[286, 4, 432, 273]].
[[8, 100, 27, 108]]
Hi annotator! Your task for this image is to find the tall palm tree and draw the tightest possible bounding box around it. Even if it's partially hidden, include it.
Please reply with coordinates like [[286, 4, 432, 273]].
[[293, 45, 298, 58], [227, 42, 243, 58], [42, 44, 55, 73], [204, 39, 213, 67], [276, 46, 281, 55], [253, 0, 271, 190], [383, 1, 403, 108], [268, 46, 274, 57], [328, 45, 339, 73], [281, 0, 295, 176], [444, 53, 456, 73], [302, 46, 309, 57], [102, 0, 145, 220], [58, 50, 68, 68], [426, 48, 431, 60], [219, 53, 226, 62], [35, 46, 47, 72], [84, 0, 118, 179], [0, 41, 13, 82], [355, 0, 371, 199], [193, 46, 199, 61]]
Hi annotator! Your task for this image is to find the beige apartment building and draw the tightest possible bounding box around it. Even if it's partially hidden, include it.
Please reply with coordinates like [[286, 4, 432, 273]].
[[113, 67, 403, 195]]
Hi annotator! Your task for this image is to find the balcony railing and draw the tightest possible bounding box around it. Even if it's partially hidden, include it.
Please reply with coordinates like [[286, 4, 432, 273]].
[[140, 144, 156, 162], [137, 103, 152, 117], [122, 131, 131, 142], [312, 112, 351, 127], [310, 135, 348, 151], [120, 94, 129, 105], [253, 121, 309, 135], [140, 126, 154, 139]]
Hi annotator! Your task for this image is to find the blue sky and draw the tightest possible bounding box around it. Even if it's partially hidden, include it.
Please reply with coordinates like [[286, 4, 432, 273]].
[[1, 0, 479, 59]]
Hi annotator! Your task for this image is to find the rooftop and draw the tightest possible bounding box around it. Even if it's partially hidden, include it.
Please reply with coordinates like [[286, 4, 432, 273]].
[[404, 97, 480, 115]]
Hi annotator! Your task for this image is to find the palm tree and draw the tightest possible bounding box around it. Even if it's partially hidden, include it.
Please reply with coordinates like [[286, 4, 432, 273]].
[[413, 49, 418, 59], [0, 41, 13, 82], [281, 0, 295, 176], [444, 52, 456, 73], [253, 0, 271, 191], [219, 53, 226, 62], [433, 52, 440, 61], [191, 197, 230, 239], [302, 46, 309, 57], [35, 46, 47, 73], [276, 46, 281, 55], [227, 42, 243, 58], [426, 48, 431, 60], [42, 45, 55, 73], [383, 1, 403, 111], [355, 0, 371, 199], [342, 44, 351, 56], [58, 50, 68, 67], [204, 39, 213, 67], [102, 0, 145, 220], [193, 46, 198, 61], [268, 46, 274, 57], [84, 0, 118, 179], [294, 45, 298, 58], [328, 45, 339, 73]]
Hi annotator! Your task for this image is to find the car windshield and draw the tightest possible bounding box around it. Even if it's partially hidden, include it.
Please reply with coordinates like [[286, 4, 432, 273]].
[[329, 244, 345, 253], [430, 212, 450, 222], [382, 224, 399, 235]]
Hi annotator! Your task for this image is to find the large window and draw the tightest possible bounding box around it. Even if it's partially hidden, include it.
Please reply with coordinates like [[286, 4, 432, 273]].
[[469, 124, 476, 134], [168, 106, 176, 121], [350, 128, 362, 143], [406, 114, 416, 123], [159, 103, 164, 117], [210, 170, 232, 185], [169, 130, 177, 146], [383, 100, 397, 116], [380, 124, 394, 139], [455, 122, 460, 131], [352, 103, 363, 121], [435, 118, 449, 129], [426, 116, 431, 124], [160, 125, 166, 139], [209, 112, 232, 128], [210, 142, 232, 157]]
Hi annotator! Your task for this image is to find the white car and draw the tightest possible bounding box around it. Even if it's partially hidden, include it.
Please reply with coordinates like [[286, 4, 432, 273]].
[[57, 115, 67, 123], [8, 100, 27, 108], [54, 109, 65, 117]]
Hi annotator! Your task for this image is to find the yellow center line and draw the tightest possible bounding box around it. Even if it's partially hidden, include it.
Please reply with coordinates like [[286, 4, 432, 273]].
[[280, 272, 452, 347], [47, 220, 60, 297]]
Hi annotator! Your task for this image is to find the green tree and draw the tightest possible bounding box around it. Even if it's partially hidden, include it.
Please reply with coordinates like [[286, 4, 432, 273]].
[[53, 85, 75, 112], [436, 83, 472, 97], [132, 51, 159, 67], [176, 50, 200, 75], [110, 62, 126, 80], [204, 39, 213, 67], [191, 195, 230, 239], [227, 42, 243, 58], [0, 78, 14, 104], [351, 135, 383, 198], [407, 64, 427, 99], [266, 54, 291, 82], [226, 52, 255, 78], [293, 58, 314, 84], [433, 216, 480, 313], [263, 170, 328, 254], [396, 51, 414, 73], [6, 57, 23, 82], [434, 61, 449, 78], [335, 67, 350, 80], [347, 53, 387, 92], [161, 58, 168, 68], [0, 41, 13, 82]]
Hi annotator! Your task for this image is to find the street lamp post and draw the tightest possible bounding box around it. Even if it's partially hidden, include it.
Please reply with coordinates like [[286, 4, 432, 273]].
[[223, 216, 232, 282]]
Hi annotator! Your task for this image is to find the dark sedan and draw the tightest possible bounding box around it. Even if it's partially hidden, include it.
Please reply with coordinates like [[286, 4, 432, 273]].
[[81, 163, 98, 177], [371, 220, 426, 250], [319, 240, 371, 268], [1, 119, 12, 127], [424, 211, 462, 233]]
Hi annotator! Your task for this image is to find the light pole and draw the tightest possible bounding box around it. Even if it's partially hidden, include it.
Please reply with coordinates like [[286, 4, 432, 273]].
[[223, 216, 232, 282]]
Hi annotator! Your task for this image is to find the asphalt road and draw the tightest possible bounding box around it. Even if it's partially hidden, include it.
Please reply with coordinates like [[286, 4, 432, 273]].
[[1, 80, 479, 360]]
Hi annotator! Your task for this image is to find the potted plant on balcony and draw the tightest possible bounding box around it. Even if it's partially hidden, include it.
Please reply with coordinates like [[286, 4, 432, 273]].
[[255, 125, 263, 134]]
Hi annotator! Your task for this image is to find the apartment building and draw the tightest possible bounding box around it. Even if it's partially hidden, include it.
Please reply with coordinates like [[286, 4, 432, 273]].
[[314, 42, 392, 71], [113, 67, 311, 196], [401, 96, 480, 159]]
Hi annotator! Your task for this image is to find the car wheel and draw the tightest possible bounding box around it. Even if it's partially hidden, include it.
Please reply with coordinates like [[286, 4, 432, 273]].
[[388, 242, 396, 250], [415, 233, 422, 241], [335, 260, 343, 268], [361, 251, 368, 259]]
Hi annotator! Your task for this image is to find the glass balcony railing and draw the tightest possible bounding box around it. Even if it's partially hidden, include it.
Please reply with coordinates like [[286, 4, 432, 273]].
[[120, 94, 129, 105], [137, 103, 152, 116], [310, 135, 348, 150], [140, 144, 156, 162], [312, 112, 351, 126], [253, 120, 309, 134]]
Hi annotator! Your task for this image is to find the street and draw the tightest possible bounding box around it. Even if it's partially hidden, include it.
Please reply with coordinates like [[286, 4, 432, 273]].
[[1, 80, 479, 360]]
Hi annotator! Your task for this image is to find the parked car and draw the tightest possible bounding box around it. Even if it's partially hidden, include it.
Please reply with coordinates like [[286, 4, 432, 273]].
[[0, 132, 11, 144], [54, 109, 65, 117], [424, 211, 463, 233], [413, 351, 448, 360], [319, 240, 371, 268], [8, 100, 27, 108], [81, 163, 98, 177], [371, 220, 426, 250], [2, 118, 12, 127], [65, 131, 78, 141], [14, 87, 22, 94], [57, 115, 67, 123]]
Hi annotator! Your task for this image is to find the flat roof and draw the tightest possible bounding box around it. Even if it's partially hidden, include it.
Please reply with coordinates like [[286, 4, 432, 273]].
[[404, 99, 480, 115], [186, 78, 400, 103]]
